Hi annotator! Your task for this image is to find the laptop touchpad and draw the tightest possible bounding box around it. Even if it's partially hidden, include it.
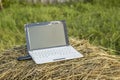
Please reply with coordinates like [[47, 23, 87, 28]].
[[53, 58, 66, 61]]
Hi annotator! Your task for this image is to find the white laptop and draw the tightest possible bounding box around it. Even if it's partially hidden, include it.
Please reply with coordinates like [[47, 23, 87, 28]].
[[25, 20, 83, 64]]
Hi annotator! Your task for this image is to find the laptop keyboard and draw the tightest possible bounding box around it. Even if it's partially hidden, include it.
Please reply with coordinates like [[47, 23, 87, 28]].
[[29, 46, 83, 64]]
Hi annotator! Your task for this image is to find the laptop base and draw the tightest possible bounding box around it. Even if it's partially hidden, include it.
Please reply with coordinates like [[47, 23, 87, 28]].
[[29, 46, 83, 64]]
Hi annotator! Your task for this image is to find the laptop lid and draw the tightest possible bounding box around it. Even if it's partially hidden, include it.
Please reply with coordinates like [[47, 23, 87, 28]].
[[25, 20, 69, 51]]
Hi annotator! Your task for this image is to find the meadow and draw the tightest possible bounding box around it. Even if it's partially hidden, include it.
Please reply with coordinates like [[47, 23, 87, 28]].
[[0, 0, 120, 54]]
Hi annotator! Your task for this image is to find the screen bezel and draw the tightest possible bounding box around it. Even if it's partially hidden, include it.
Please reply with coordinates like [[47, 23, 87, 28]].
[[25, 20, 69, 51]]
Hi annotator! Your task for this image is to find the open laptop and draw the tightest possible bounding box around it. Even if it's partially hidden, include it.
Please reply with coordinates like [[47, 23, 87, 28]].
[[25, 20, 83, 64]]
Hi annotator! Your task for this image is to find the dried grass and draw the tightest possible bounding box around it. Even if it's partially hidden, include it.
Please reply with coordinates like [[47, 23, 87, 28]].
[[0, 38, 120, 80]]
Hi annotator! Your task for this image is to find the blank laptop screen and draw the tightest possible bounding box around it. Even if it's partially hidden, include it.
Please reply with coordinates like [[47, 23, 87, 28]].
[[27, 22, 67, 50]]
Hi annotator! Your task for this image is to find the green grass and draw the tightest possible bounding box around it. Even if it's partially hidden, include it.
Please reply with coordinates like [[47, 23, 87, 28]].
[[0, 1, 120, 54]]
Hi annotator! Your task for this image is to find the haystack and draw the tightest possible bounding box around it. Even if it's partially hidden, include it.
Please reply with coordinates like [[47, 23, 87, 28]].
[[0, 38, 120, 80]]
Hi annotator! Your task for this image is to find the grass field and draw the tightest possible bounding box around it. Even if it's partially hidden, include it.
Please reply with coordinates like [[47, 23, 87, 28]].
[[0, 0, 120, 54]]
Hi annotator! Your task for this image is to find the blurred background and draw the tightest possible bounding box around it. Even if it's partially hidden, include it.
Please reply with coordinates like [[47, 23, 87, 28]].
[[0, 0, 120, 55]]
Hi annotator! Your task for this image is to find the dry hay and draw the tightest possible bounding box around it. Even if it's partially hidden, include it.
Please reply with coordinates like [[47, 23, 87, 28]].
[[0, 38, 120, 80]]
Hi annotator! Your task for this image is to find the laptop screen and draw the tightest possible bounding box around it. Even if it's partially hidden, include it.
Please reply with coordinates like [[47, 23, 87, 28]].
[[27, 21, 67, 50]]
